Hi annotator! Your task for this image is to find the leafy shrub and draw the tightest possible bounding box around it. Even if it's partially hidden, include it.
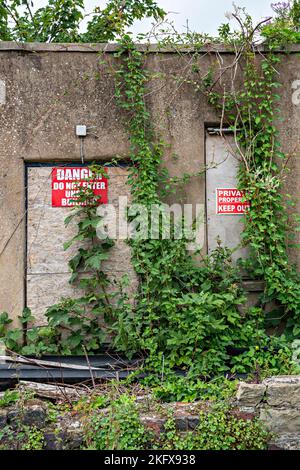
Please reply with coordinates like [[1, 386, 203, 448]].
[[0, 390, 20, 408], [261, 0, 300, 45], [83, 394, 153, 450], [150, 376, 238, 403], [159, 407, 271, 450], [0, 425, 45, 450], [82, 393, 271, 451]]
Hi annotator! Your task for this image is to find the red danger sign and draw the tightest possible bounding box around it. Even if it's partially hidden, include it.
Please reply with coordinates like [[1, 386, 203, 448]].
[[52, 167, 108, 207], [216, 188, 250, 215]]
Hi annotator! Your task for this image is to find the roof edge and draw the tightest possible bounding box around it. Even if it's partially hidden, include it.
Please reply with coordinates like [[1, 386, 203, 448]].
[[0, 41, 300, 53]]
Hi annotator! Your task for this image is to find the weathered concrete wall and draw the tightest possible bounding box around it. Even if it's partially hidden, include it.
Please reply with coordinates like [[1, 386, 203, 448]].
[[0, 42, 299, 322]]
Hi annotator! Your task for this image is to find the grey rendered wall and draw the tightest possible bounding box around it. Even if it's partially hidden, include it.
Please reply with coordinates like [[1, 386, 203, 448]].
[[0, 43, 299, 323]]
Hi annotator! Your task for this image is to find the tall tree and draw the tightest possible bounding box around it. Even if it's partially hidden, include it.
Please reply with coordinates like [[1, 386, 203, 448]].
[[0, 0, 165, 42], [82, 0, 165, 42]]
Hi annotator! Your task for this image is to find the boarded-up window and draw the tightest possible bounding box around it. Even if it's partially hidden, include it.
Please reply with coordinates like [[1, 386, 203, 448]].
[[26, 164, 137, 324]]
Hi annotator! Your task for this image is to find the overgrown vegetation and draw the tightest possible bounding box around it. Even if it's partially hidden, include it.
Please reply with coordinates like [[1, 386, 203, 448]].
[[83, 394, 271, 450], [204, 9, 300, 334], [84, 394, 153, 450], [262, 1, 300, 45], [0, 384, 272, 450], [158, 406, 271, 450], [0, 424, 45, 450], [108, 25, 300, 380], [0, 0, 165, 42]]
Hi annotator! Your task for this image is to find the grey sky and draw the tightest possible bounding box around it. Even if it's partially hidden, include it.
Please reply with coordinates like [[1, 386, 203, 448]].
[[34, 1, 274, 36]]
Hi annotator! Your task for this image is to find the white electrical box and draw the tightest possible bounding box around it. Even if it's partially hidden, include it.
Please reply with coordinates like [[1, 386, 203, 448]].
[[75, 125, 87, 137]]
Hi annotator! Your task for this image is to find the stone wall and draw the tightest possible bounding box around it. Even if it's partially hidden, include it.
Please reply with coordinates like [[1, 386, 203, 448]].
[[236, 376, 300, 450], [1, 375, 300, 450]]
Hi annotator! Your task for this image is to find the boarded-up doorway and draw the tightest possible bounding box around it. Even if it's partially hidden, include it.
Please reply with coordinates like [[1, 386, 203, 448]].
[[26, 163, 137, 324], [206, 132, 249, 263]]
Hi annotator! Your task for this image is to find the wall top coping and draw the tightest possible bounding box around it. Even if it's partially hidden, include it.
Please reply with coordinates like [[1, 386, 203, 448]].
[[0, 41, 300, 54]]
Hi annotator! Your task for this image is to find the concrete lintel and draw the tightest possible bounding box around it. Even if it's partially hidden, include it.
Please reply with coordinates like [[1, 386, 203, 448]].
[[0, 41, 300, 54]]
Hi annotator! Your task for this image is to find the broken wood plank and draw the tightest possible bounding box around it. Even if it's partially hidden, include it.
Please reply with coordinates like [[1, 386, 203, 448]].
[[18, 381, 86, 401], [0, 355, 107, 371]]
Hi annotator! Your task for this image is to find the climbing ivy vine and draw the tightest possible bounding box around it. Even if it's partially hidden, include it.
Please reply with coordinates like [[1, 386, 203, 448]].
[[202, 10, 300, 335], [110, 28, 299, 378]]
